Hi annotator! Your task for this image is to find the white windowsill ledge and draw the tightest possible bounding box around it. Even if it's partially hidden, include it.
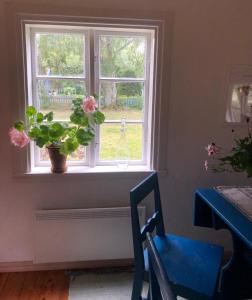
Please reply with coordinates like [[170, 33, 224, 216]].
[[14, 165, 154, 181], [31, 165, 151, 174]]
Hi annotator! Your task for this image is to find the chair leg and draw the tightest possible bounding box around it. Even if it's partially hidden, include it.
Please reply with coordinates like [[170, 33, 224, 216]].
[[131, 273, 144, 300], [146, 286, 150, 300]]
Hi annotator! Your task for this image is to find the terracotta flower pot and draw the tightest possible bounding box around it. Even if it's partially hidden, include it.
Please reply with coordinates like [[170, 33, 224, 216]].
[[47, 145, 67, 174]]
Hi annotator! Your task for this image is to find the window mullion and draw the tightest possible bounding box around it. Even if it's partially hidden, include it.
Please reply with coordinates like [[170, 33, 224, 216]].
[[142, 33, 152, 167], [93, 30, 101, 168], [31, 29, 41, 167], [99, 77, 145, 82], [104, 120, 144, 124], [88, 30, 97, 167], [36, 75, 86, 80]]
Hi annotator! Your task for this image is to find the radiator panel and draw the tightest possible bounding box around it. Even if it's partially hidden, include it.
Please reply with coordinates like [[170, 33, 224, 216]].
[[34, 207, 145, 263]]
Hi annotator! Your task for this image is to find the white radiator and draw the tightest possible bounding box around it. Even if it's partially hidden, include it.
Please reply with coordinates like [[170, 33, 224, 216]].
[[34, 206, 145, 263]]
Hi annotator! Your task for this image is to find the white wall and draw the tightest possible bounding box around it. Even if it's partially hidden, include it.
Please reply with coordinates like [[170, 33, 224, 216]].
[[1, 0, 252, 264]]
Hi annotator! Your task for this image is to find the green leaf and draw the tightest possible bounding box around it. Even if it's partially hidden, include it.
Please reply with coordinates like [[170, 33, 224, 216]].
[[60, 138, 78, 155], [72, 98, 83, 107], [40, 125, 49, 136], [66, 127, 77, 138], [26, 106, 37, 117], [49, 122, 65, 138], [44, 112, 53, 122], [35, 136, 48, 148], [28, 127, 40, 138], [70, 111, 88, 126], [37, 112, 44, 123], [14, 121, 24, 132], [76, 128, 94, 145], [93, 111, 105, 124]]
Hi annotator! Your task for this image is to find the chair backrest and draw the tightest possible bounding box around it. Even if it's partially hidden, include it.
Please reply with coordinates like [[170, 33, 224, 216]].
[[146, 232, 176, 300], [130, 172, 165, 277]]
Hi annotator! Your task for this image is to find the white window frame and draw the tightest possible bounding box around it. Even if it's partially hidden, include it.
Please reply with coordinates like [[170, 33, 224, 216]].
[[93, 29, 153, 167], [27, 26, 91, 168], [25, 24, 154, 170], [7, 7, 171, 176]]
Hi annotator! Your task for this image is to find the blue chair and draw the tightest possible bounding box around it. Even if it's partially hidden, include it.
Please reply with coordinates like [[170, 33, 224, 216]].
[[130, 172, 223, 300], [147, 231, 176, 300]]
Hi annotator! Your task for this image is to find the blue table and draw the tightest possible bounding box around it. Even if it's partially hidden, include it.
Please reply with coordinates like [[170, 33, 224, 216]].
[[194, 188, 252, 300]]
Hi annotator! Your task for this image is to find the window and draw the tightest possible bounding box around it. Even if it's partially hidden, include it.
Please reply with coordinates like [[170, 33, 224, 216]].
[[225, 65, 252, 123], [226, 84, 252, 123], [7, 8, 170, 175], [25, 24, 154, 171]]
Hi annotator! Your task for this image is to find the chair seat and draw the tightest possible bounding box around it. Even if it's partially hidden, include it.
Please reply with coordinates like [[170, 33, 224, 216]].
[[144, 234, 223, 299]]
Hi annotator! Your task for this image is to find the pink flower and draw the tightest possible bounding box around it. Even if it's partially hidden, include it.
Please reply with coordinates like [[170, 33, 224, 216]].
[[9, 127, 30, 148], [82, 96, 97, 113], [205, 143, 219, 156], [204, 160, 208, 171]]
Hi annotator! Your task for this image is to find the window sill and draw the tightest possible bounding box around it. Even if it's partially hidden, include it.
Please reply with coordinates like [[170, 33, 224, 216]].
[[31, 165, 151, 174], [13, 165, 153, 181]]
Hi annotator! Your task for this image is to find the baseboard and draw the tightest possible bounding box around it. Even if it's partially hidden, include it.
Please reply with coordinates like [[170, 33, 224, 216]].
[[0, 251, 232, 273], [0, 259, 134, 273]]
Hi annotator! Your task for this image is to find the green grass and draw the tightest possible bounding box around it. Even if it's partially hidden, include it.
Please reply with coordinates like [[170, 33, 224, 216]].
[[40, 106, 143, 161], [100, 124, 142, 161], [101, 108, 143, 120], [41, 106, 143, 121]]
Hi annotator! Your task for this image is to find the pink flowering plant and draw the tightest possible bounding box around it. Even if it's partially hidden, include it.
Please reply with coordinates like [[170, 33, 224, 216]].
[[9, 95, 105, 156], [205, 119, 252, 177]]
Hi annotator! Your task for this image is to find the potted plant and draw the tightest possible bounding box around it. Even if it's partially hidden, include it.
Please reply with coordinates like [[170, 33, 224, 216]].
[[205, 118, 252, 177], [9, 96, 105, 173]]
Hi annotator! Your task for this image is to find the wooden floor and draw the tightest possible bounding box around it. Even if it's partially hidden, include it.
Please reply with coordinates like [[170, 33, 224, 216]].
[[0, 270, 69, 300]]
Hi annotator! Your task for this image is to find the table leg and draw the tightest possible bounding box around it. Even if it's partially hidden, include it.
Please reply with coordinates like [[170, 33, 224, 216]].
[[220, 233, 252, 300]]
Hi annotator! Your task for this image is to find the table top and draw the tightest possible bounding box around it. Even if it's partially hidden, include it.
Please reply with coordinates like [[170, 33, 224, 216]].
[[195, 188, 252, 249], [215, 186, 252, 221]]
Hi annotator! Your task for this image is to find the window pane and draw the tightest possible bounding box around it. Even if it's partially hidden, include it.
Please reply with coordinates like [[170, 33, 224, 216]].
[[100, 35, 146, 78], [36, 33, 85, 76], [99, 123, 143, 161], [37, 79, 86, 120], [226, 84, 252, 122], [100, 81, 144, 120], [39, 146, 86, 162]]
